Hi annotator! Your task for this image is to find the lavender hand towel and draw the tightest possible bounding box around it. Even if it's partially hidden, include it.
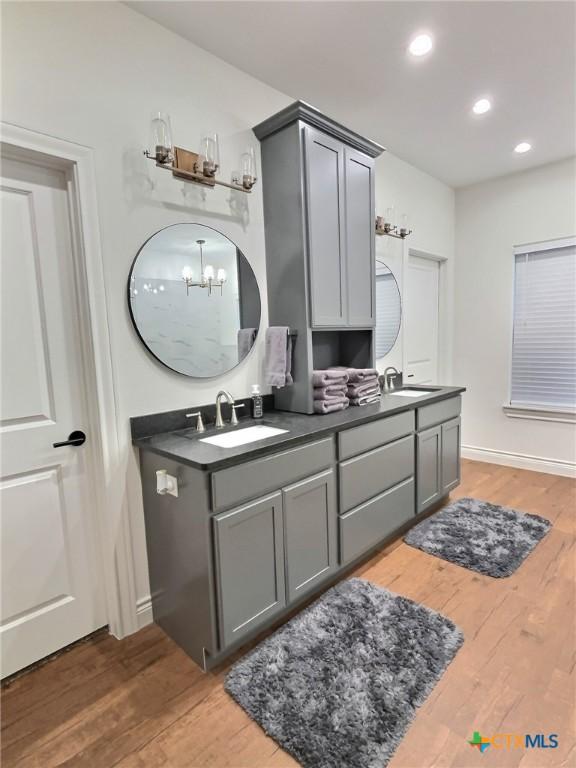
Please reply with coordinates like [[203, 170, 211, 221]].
[[264, 327, 293, 388], [334, 366, 379, 383], [313, 393, 348, 406], [312, 370, 349, 387], [313, 399, 350, 415], [347, 380, 380, 398], [313, 385, 348, 401]]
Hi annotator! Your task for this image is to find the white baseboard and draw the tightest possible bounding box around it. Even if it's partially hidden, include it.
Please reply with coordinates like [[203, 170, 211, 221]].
[[136, 595, 153, 630], [461, 445, 576, 478]]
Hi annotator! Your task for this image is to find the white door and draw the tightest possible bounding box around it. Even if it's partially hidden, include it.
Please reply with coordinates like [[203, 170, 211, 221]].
[[1, 152, 105, 678], [404, 255, 440, 384]]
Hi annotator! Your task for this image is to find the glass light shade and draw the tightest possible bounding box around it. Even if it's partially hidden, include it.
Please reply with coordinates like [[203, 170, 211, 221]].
[[399, 213, 410, 232], [240, 147, 256, 179], [217, 268, 227, 282], [182, 265, 194, 280], [201, 133, 220, 173], [203, 264, 215, 280], [150, 112, 173, 162], [384, 207, 395, 225]]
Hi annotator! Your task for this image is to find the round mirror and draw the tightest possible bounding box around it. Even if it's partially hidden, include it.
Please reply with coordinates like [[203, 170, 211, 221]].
[[375, 260, 401, 359], [128, 223, 261, 377]]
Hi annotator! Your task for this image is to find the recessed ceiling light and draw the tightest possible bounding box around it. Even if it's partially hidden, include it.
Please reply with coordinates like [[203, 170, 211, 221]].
[[408, 34, 433, 57], [514, 142, 532, 154], [472, 98, 492, 115]]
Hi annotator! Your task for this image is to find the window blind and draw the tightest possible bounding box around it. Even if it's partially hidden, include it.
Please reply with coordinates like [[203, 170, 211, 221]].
[[375, 273, 399, 358], [511, 240, 576, 409]]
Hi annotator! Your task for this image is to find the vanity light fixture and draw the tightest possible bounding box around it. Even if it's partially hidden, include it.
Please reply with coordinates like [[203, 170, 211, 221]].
[[375, 210, 412, 239], [181, 239, 227, 296], [144, 113, 257, 193], [129, 275, 165, 300]]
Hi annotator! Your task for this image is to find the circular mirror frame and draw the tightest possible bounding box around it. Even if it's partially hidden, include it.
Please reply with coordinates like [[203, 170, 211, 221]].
[[127, 223, 261, 378]]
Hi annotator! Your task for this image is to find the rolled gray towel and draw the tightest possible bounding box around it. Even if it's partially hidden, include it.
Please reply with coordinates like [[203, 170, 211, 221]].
[[333, 366, 379, 383], [350, 393, 381, 406], [347, 379, 380, 398], [313, 385, 348, 401], [313, 399, 350, 415], [312, 370, 348, 387]]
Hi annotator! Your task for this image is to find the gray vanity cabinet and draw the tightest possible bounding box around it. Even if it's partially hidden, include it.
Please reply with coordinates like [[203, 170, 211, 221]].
[[416, 425, 442, 514], [304, 127, 346, 327], [441, 417, 461, 494], [283, 469, 337, 602], [213, 493, 286, 649], [416, 398, 462, 513]]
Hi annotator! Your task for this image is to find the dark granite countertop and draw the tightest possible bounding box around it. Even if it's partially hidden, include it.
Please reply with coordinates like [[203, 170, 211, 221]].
[[132, 385, 465, 471]]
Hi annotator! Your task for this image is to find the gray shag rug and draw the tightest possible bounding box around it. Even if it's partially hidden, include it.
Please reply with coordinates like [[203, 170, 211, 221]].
[[225, 578, 463, 768], [404, 496, 551, 577]]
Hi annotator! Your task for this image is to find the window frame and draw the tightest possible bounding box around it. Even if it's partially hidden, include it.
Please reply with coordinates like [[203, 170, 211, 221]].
[[505, 236, 576, 424]]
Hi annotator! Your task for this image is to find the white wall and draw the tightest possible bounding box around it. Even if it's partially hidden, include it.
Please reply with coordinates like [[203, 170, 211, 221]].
[[455, 158, 576, 474], [374, 152, 455, 381], [1, 1, 457, 627]]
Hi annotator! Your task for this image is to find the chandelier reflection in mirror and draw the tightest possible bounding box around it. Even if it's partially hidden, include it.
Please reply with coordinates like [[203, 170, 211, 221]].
[[181, 239, 227, 296], [128, 223, 261, 377]]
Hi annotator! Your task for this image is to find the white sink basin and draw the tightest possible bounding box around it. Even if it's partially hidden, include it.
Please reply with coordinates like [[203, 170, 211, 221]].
[[388, 389, 434, 397], [200, 425, 288, 448]]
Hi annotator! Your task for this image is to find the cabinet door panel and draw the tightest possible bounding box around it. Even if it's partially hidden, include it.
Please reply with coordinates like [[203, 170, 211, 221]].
[[213, 493, 285, 649], [441, 417, 461, 494], [283, 470, 337, 603], [345, 148, 375, 327], [416, 425, 442, 513], [304, 126, 346, 327]]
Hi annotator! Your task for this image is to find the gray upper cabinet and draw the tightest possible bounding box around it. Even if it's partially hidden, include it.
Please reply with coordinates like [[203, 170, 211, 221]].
[[304, 127, 346, 327], [304, 127, 375, 329], [441, 417, 461, 494], [344, 147, 375, 327], [416, 425, 442, 514], [255, 101, 383, 346], [213, 492, 286, 649], [283, 469, 337, 603]]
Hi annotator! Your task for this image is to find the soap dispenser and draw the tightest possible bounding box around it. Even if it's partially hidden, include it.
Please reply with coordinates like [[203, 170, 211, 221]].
[[251, 384, 263, 419]]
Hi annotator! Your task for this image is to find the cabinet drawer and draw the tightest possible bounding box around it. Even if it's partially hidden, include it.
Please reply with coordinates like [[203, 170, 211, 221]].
[[339, 434, 414, 513], [338, 411, 414, 460], [417, 396, 461, 431], [340, 477, 414, 564], [211, 437, 335, 512]]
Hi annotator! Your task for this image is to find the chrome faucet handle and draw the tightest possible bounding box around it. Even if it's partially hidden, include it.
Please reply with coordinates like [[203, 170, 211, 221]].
[[186, 411, 205, 433], [230, 403, 245, 426]]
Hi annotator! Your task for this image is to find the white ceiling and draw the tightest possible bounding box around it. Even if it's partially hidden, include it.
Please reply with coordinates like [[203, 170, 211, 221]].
[[128, 1, 576, 187]]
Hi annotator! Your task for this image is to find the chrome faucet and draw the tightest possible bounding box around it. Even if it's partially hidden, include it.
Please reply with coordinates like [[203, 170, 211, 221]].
[[215, 390, 235, 428], [383, 366, 402, 392]]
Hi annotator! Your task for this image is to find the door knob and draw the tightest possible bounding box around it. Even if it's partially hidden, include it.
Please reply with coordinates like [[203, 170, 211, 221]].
[[53, 430, 87, 448]]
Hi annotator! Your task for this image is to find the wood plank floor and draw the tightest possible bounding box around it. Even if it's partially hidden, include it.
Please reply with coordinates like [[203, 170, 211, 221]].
[[2, 460, 575, 768]]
